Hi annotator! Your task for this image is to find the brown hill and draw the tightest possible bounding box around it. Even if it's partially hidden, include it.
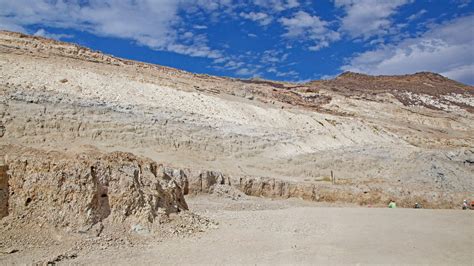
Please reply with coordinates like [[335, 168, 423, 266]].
[[311, 71, 471, 95]]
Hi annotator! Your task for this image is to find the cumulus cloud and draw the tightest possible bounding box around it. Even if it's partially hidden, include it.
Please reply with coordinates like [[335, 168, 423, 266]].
[[0, 0, 222, 59], [235, 67, 259, 76], [191, 0, 234, 11], [211, 48, 295, 79], [253, 0, 299, 12], [240, 12, 273, 26], [261, 49, 289, 64], [222, 60, 246, 70], [279, 11, 340, 51], [341, 15, 474, 84], [33, 28, 73, 40], [193, 25, 208, 30], [259, 49, 299, 79], [334, 0, 411, 39]]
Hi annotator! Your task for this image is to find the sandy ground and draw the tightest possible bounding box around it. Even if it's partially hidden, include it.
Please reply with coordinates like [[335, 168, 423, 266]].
[[3, 195, 472, 265], [81, 199, 474, 265]]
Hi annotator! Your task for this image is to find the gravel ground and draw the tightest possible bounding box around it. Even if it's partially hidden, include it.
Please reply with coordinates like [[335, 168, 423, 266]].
[[3, 195, 472, 265]]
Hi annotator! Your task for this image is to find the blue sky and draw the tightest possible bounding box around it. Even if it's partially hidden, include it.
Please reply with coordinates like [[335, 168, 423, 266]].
[[0, 0, 473, 84]]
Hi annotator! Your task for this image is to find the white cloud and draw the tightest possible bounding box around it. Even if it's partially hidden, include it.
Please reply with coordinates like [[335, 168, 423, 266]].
[[455, 0, 471, 8], [266, 67, 300, 80], [33, 28, 73, 40], [191, 0, 233, 11], [211, 48, 293, 79], [0, 16, 26, 32], [219, 59, 245, 70], [193, 25, 208, 30], [261, 49, 288, 64], [334, 0, 411, 39], [441, 65, 474, 84], [259, 49, 299, 79], [0, 0, 222, 59], [253, 0, 299, 12], [286, 0, 300, 8], [407, 9, 427, 21], [279, 11, 340, 51], [341, 15, 474, 84], [267, 67, 277, 73], [212, 57, 227, 64], [240, 12, 273, 26], [182, 31, 194, 39], [235, 67, 260, 77]]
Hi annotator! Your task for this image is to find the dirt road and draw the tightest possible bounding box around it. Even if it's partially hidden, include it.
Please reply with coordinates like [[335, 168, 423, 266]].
[[62, 197, 474, 265]]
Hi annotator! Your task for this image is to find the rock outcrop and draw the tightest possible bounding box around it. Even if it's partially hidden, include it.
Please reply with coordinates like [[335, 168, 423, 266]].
[[189, 170, 232, 194], [184, 172, 465, 209], [3, 149, 188, 232]]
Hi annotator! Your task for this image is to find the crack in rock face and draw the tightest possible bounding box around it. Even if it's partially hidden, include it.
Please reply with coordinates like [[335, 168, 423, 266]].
[[0, 164, 9, 218]]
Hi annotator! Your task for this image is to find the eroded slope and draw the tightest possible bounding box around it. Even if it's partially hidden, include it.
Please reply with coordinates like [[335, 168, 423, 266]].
[[0, 30, 473, 210]]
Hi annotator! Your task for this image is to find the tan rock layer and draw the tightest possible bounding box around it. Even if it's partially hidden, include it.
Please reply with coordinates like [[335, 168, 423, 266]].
[[1, 145, 468, 232], [187, 173, 467, 209], [4, 150, 188, 231]]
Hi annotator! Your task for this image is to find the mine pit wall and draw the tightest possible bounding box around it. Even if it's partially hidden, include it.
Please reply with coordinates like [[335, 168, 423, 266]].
[[1, 95, 274, 158], [0, 164, 8, 218], [186, 173, 467, 209]]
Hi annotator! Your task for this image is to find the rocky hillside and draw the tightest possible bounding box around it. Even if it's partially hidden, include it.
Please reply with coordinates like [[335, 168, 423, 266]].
[[0, 28, 473, 231], [308, 71, 473, 111]]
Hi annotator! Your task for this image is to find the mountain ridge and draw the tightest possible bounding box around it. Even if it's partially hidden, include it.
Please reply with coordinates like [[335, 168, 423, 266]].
[[1, 30, 471, 87]]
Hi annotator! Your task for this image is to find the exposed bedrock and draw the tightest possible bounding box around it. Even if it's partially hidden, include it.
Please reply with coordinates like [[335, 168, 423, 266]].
[[186, 172, 470, 209], [2, 150, 188, 232]]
